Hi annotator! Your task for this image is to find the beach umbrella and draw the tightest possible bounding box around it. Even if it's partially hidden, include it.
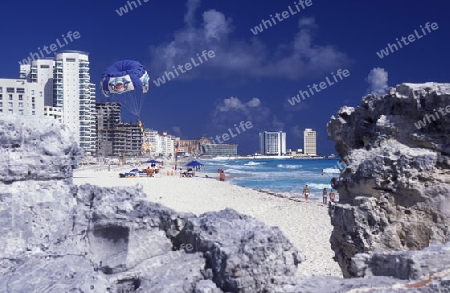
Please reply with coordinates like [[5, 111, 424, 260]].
[[185, 160, 204, 167], [129, 169, 140, 172], [144, 159, 160, 164]]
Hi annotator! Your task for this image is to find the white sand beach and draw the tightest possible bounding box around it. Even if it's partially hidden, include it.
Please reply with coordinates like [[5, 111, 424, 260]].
[[73, 166, 342, 277]]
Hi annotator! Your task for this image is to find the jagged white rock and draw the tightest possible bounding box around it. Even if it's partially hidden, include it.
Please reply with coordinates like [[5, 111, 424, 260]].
[[327, 82, 450, 278]]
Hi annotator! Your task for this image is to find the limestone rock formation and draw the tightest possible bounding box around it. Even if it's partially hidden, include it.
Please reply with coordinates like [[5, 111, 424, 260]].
[[0, 115, 82, 183], [2, 106, 450, 292], [0, 115, 303, 292], [327, 83, 450, 277], [275, 243, 450, 292]]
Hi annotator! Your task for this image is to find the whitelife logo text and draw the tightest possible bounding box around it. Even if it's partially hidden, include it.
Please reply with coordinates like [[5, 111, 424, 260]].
[[116, 0, 149, 16], [376, 22, 439, 59], [288, 69, 350, 106], [18, 31, 81, 65], [152, 50, 216, 87], [250, 0, 313, 35]]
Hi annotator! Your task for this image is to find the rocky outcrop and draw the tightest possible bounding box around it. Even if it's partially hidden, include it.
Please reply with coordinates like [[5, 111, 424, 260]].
[[0, 115, 303, 292], [272, 243, 450, 292], [0, 115, 82, 183], [2, 110, 450, 292], [327, 83, 450, 277]]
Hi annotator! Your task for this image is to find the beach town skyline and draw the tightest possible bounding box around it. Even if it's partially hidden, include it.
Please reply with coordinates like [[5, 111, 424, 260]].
[[1, 1, 450, 291], [1, 0, 449, 156]]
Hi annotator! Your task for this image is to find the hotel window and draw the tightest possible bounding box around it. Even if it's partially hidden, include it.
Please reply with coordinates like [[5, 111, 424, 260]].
[[31, 90, 35, 95], [66, 58, 76, 62], [32, 105, 35, 109], [18, 102, 23, 108], [0, 87, 2, 93], [6, 87, 14, 93], [0, 102, 2, 107], [32, 97, 35, 102], [16, 88, 25, 93], [40, 65, 50, 68], [9, 94, 13, 100], [19, 95, 23, 100], [32, 111, 35, 115], [8, 109, 13, 114], [18, 109, 24, 115], [39, 92, 43, 97], [0, 94, 2, 99], [8, 102, 13, 108]]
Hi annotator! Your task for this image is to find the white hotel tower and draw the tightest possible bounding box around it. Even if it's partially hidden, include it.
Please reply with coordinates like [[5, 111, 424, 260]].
[[54, 51, 96, 154], [18, 51, 97, 155], [259, 131, 286, 156], [303, 128, 317, 156]]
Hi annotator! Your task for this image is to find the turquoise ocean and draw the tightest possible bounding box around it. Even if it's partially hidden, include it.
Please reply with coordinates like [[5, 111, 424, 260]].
[[201, 158, 341, 202]]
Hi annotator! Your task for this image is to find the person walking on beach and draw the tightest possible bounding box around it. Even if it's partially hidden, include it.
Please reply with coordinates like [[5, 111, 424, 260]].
[[302, 185, 310, 201], [322, 188, 328, 205], [329, 189, 335, 202], [219, 170, 225, 181]]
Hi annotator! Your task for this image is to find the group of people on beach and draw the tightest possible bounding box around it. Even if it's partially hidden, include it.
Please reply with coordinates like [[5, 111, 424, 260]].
[[302, 185, 335, 204]]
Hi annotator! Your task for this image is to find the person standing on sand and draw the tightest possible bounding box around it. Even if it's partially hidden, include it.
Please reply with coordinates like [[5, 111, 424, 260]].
[[322, 188, 328, 204], [329, 189, 335, 202], [302, 185, 310, 201], [219, 170, 225, 181]]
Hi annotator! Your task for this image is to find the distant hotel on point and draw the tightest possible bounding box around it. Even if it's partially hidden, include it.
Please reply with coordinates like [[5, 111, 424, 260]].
[[258, 128, 317, 157]]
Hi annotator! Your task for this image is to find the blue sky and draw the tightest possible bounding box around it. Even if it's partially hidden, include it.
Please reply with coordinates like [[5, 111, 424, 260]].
[[1, 0, 449, 155]]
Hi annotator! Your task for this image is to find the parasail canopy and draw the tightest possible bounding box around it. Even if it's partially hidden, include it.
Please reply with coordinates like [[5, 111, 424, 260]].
[[100, 60, 150, 117]]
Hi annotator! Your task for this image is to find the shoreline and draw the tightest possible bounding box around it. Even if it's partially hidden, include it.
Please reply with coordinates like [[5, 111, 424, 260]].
[[203, 156, 336, 160], [76, 164, 336, 204], [73, 167, 342, 277]]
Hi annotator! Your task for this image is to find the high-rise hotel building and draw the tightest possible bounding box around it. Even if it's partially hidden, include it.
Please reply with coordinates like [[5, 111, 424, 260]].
[[259, 131, 286, 156], [53, 51, 96, 154], [14, 50, 97, 155], [303, 128, 317, 156]]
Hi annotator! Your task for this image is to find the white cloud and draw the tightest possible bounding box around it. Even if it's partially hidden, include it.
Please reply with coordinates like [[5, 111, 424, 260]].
[[184, 0, 201, 27], [203, 10, 231, 40], [366, 67, 389, 95], [149, 1, 351, 80], [209, 96, 283, 134], [216, 97, 261, 112], [247, 97, 261, 108]]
